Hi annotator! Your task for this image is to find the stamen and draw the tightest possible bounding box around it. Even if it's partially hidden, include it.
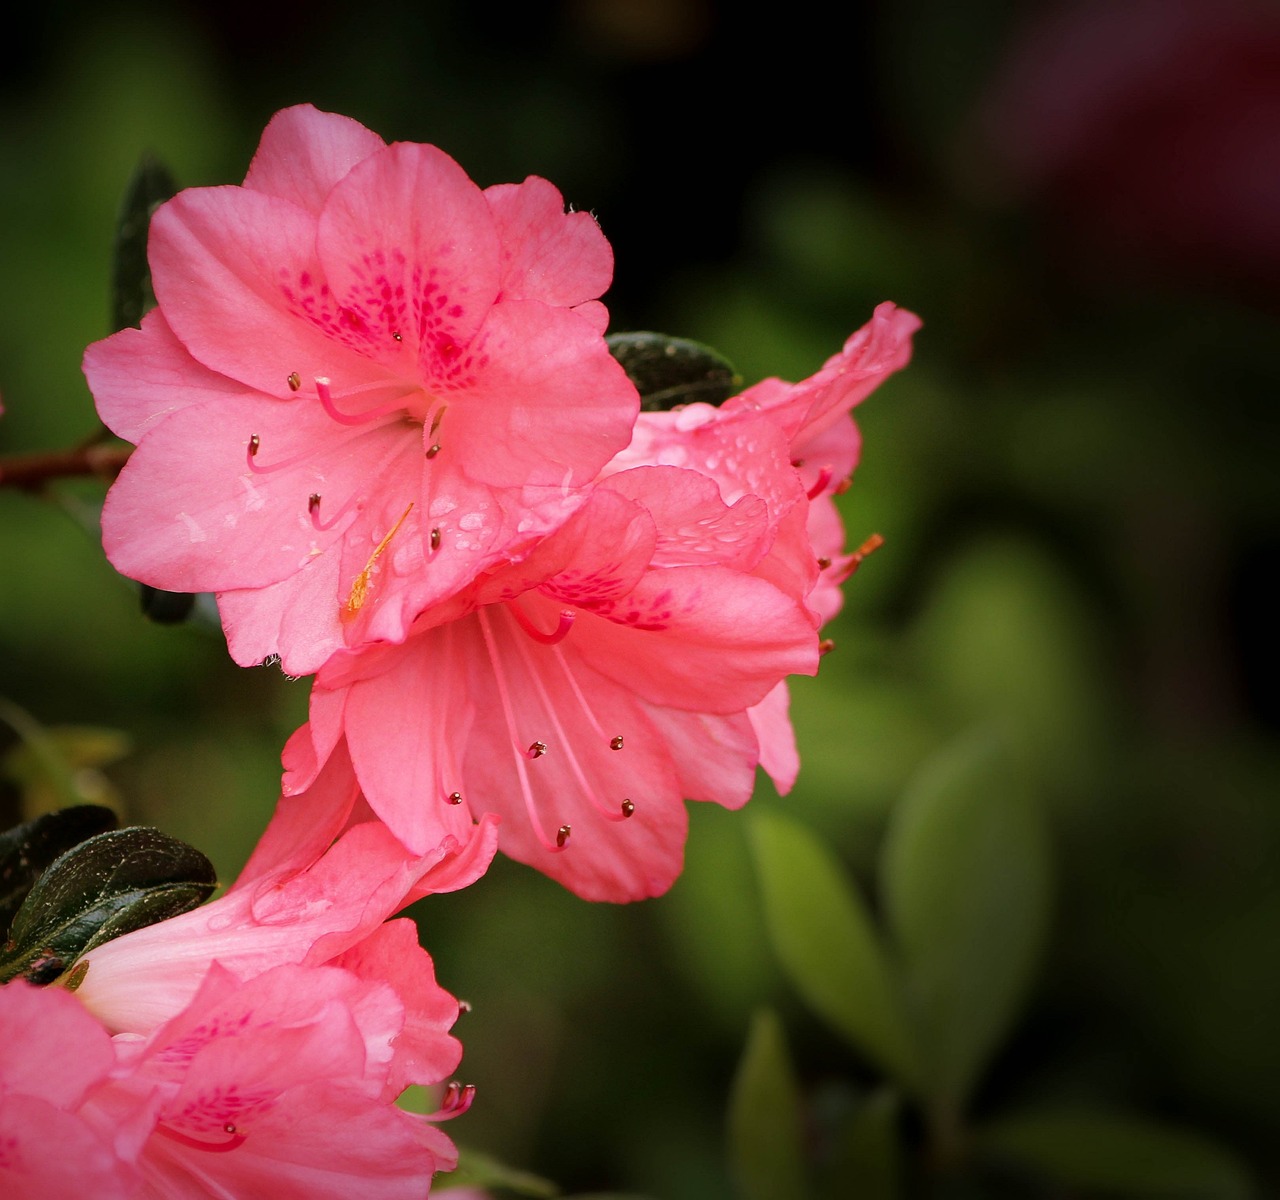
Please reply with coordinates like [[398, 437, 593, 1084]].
[[817, 556, 832, 570], [315, 376, 409, 427], [834, 477, 852, 495], [428, 406, 447, 437], [610, 735, 624, 750], [550, 644, 609, 741], [430, 527, 441, 552], [287, 372, 301, 391], [308, 491, 366, 533], [245, 432, 329, 476], [806, 466, 834, 500], [621, 798, 635, 818], [342, 502, 414, 620], [426, 443, 441, 458], [509, 603, 576, 645], [477, 608, 568, 854], [506, 609, 631, 824], [556, 825, 572, 848], [819, 638, 836, 656], [527, 741, 547, 759], [428, 1082, 477, 1121], [155, 1124, 247, 1153], [447, 791, 463, 805], [848, 532, 884, 570]]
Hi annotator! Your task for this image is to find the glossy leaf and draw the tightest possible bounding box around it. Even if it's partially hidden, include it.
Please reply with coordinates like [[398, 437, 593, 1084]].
[[978, 1111, 1254, 1198], [0, 805, 118, 934], [880, 730, 1050, 1114], [0, 826, 215, 984], [750, 810, 918, 1088], [819, 1089, 901, 1200], [111, 153, 177, 332], [727, 1009, 807, 1200], [606, 331, 740, 411]]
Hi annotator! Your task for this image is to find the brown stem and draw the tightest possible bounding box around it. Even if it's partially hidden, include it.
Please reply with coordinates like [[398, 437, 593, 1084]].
[[0, 443, 132, 490]]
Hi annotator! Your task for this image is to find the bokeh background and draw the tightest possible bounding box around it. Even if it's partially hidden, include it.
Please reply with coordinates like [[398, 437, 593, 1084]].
[[2, 1, 1277, 1195]]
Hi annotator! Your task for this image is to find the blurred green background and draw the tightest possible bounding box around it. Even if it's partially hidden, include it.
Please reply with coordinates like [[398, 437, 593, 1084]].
[[2, 1, 1277, 1196]]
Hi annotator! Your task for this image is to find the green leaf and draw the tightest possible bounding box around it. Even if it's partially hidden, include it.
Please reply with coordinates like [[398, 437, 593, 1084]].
[[0, 806, 118, 935], [819, 1089, 902, 1200], [977, 1111, 1254, 1199], [750, 811, 918, 1088], [606, 331, 740, 411], [445, 1146, 560, 1197], [111, 153, 177, 332], [880, 730, 1050, 1116], [727, 1009, 808, 1200], [0, 826, 216, 985]]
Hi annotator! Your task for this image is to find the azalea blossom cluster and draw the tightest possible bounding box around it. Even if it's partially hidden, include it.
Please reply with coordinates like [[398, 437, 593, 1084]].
[[2, 104, 917, 1195]]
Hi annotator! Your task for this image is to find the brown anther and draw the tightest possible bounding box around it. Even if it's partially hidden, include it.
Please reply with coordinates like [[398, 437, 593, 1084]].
[[527, 741, 547, 759], [248, 434, 261, 457], [555, 824, 571, 848], [457, 999, 472, 1014], [621, 799, 635, 818], [819, 638, 836, 656], [447, 791, 463, 805], [287, 372, 301, 391], [309, 493, 321, 514], [430, 527, 441, 551], [834, 477, 852, 495], [791, 458, 805, 469], [224, 1124, 237, 1135], [817, 556, 832, 570], [848, 532, 885, 572], [391, 331, 403, 342], [610, 735, 624, 750], [426, 443, 441, 459]]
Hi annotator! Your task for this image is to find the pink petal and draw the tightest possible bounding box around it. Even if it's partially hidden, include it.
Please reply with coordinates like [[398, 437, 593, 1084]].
[[84, 309, 244, 444], [747, 682, 801, 794], [0, 981, 117, 1108], [243, 104, 386, 214], [485, 176, 613, 306]]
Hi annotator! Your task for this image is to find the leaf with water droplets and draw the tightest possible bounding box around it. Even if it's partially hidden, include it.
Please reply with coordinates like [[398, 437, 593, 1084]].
[[750, 810, 919, 1089], [0, 826, 215, 985], [606, 331, 740, 411], [727, 1008, 808, 1200], [111, 153, 177, 333], [0, 806, 118, 936]]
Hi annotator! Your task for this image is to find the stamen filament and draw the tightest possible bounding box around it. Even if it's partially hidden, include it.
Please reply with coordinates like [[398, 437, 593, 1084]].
[[806, 466, 834, 500], [155, 1124, 247, 1153], [477, 608, 567, 854], [510, 602, 576, 645], [315, 376, 410, 427]]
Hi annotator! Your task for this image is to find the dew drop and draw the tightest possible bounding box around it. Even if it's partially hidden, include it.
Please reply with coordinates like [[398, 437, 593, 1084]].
[[447, 791, 463, 805], [287, 372, 301, 391], [609, 735, 624, 751], [556, 824, 571, 848], [527, 740, 547, 759], [621, 798, 635, 818]]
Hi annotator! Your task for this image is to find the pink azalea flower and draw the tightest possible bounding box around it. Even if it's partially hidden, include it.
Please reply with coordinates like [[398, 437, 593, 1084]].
[[613, 303, 921, 785], [85, 104, 639, 675], [0, 982, 143, 1198], [279, 460, 821, 902]]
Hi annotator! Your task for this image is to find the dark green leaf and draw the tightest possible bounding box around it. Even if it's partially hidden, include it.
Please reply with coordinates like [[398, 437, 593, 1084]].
[[606, 331, 740, 411], [977, 1111, 1254, 1198], [750, 811, 919, 1089], [727, 1009, 807, 1200], [819, 1089, 902, 1200], [880, 730, 1050, 1116], [0, 805, 118, 935], [0, 826, 215, 985], [111, 154, 177, 333], [445, 1146, 560, 1197]]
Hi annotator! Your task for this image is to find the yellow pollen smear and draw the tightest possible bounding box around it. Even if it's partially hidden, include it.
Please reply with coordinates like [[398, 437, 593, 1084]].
[[342, 502, 414, 621]]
